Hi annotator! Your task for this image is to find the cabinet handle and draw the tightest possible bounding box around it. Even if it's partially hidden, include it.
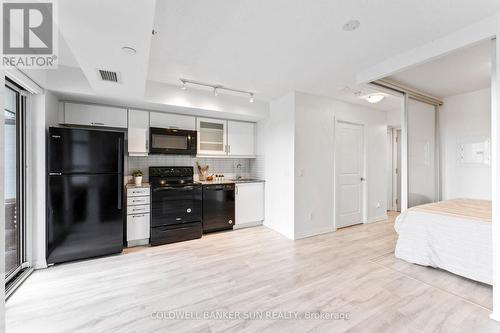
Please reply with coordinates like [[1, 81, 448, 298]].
[[133, 214, 146, 218], [228, 145, 231, 154], [91, 122, 105, 126]]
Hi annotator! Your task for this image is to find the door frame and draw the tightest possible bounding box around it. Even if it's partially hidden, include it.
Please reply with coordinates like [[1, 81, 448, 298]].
[[334, 119, 367, 230], [4, 79, 28, 286], [387, 127, 402, 211]]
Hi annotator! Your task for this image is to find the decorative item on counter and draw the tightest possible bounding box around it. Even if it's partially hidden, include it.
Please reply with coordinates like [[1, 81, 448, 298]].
[[206, 175, 214, 181], [132, 170, 143, 186], [196, 162, 209, 181]]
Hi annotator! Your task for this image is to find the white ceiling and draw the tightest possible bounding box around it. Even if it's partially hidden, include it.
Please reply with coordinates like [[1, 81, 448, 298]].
[[23, 0, 500, 114], [387, 40, 492, 98]]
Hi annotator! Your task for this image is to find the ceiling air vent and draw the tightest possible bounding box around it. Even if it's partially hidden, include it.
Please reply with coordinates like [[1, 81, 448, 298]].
[[98, 69, 118, 82]]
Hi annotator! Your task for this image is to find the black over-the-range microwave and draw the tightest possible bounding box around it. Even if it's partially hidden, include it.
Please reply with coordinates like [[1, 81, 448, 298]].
[[149, 127, 197, 155]]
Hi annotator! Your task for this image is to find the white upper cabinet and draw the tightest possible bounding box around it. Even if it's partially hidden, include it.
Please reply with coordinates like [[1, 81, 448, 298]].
[[128, 109, 150, 156], [197, 118, 228, 155], [227, 121, 255, 156], [150, 112, 196, 130], [63, 102, 127, 128]]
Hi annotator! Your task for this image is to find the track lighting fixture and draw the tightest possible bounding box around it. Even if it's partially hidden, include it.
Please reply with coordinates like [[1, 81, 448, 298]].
[[179, 78, 255, 103]]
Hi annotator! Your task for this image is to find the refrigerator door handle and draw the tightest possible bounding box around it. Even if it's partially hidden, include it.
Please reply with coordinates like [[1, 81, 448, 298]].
[[118, 174, 122, 210], [117, 136, 123, 210], [118, 137, 123, 172]]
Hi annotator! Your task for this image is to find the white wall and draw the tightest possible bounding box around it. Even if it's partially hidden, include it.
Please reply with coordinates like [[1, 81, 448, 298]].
[[257, 93, 295, 239], [440, 88, 491, 200], [293, 92, 388, 238], [28, 90, 59, 269], [386, 108, 402, 128]]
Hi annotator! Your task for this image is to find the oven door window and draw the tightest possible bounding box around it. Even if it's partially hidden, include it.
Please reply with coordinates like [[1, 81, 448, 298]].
[[151, 186, 202, 226], [152, 134, 188, 150]]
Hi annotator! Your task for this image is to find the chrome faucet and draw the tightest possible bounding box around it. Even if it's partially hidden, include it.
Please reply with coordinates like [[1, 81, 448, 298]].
[[235, 163, 242, 180]]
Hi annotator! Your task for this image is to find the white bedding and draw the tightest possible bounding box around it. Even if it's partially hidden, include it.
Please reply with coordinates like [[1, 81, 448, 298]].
[[394, 208, 492, 285]]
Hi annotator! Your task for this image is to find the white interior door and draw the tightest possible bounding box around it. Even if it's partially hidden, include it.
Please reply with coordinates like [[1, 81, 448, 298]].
[[336, 121, 364, 228]]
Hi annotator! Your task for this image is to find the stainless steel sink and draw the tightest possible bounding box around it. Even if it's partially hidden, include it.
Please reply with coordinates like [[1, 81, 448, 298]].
[[230, 178, 262, 183]]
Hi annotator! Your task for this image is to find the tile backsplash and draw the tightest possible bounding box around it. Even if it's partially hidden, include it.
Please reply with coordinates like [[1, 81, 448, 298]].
[[127, 155, 259, 181]]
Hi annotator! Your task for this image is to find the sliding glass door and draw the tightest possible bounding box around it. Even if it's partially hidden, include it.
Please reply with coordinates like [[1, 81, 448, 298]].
[[4, 80, 26, 284], [407, 98, 437, 208]]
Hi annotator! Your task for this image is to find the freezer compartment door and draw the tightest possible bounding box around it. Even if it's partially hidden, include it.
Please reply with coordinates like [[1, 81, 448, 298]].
[[48, 127, 123, 174]]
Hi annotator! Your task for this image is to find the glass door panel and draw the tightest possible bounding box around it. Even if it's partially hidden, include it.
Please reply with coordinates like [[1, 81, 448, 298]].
[[197, 118, 227, 155], [4, 85, 20, 281], [407, 98, 437, 208]]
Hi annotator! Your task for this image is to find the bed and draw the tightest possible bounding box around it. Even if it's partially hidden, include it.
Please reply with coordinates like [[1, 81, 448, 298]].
[[394, 199, 492, 285]]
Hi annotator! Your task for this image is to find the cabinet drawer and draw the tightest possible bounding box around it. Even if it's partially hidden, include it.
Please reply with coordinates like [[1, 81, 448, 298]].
[[127, 213, 150, 241], [127, 188, 150, 197], [127, 196, 150, 206], [128, 204, 150, 215]]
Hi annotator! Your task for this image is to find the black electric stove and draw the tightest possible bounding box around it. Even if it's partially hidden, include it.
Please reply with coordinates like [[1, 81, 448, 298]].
[[149, 166, 202, 246]]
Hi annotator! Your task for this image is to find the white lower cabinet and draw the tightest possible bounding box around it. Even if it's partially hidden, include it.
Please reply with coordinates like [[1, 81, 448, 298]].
[[127, 214, 150, 241], [235, 182, 265, 228], [126, 186, 151, 246]]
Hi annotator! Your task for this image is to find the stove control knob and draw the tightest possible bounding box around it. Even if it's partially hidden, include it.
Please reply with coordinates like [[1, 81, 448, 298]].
[[186, 208, 192, 213], [228, 220, 233, 225]]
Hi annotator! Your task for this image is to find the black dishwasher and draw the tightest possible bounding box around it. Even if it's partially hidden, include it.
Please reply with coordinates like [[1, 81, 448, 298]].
[[202, 184, 235, 233]]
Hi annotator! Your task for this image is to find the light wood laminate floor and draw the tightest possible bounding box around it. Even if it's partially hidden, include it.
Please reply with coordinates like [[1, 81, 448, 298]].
[[6, 213, 499, 332]]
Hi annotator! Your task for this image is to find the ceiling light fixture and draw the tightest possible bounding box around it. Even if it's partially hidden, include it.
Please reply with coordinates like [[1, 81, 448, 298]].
[[121, 46, 137, 55], [342, 20, 360, 32], [179, 78, 255, 103], [364, 93, 385, 104]]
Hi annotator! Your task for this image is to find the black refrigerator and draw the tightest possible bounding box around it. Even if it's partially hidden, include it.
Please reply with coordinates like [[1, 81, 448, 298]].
[[46, 127, 124, 264]]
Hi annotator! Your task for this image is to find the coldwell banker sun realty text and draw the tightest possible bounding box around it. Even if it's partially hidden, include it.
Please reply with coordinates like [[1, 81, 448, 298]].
[[2, 1, 58, 69]]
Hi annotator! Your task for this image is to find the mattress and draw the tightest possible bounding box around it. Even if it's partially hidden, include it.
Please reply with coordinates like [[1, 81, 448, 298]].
[[394, 199, 492, 284]]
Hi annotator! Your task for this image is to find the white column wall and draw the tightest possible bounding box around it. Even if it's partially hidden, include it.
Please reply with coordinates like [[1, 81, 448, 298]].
[[491, 36, 500, 321]]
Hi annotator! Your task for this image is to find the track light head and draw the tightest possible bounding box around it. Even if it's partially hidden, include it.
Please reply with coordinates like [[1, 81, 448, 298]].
[[180, 80, 187, 90], [249, 93, 254, 103], [213, 87, 219, 96]]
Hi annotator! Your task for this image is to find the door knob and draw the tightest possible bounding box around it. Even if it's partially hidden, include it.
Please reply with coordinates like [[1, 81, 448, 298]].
[[360, 177, 366, 181]]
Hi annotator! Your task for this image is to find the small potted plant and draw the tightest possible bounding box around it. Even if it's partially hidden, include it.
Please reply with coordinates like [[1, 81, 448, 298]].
[[132, 170, 143, 186]]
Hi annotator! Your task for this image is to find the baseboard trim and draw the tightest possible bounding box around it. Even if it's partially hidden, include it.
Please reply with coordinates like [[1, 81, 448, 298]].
[[367, 214, 388, 224], [33, 260, 48, 270], [294, 226, 335, 240], [233, 221, 263, 230], [127, 239, 150, 247], [490, 310, 500, 322]]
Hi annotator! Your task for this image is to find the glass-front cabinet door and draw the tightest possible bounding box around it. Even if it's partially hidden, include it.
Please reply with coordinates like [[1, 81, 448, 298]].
[[197, 118, 227, 155]]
